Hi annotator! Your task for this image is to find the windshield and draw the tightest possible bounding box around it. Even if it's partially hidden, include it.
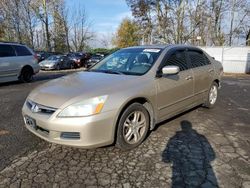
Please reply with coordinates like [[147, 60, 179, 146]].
[[47, 55, 61, 61], [90, 48, 162, 75]]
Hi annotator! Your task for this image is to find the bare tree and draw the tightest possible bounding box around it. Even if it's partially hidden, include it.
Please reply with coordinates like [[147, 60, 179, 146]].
[[126, 0, 249, 46], [31, 0, 52, 51], [126, 0, 153, 44], [69, 5, 93, 52]]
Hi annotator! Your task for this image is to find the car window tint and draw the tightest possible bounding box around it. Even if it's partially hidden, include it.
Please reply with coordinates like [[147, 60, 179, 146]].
[[203, 54, 211, 65], [13, 45, 32, 56], [166, 50, 188, 71], [0, 44, 16, 57], [188, 50, 210, 68]]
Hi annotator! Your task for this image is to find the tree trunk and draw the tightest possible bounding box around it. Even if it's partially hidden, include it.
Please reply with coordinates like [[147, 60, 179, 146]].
[[246, 29, 250, 46], [43, 0, 51, 51], [14, 0, 22, 43], [229, 0, 235, 46]]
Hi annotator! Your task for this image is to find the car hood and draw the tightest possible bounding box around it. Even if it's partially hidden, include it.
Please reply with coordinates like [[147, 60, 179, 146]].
[[28, 71, 137, 108]]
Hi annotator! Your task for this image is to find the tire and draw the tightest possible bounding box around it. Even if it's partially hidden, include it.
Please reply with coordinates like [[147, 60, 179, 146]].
[[19, 67, 33, 83], [116, 103, 150, 150], [203, 82, 218, 108], [56, 64, 60, 71], [83, 63, 87, 68], [70, 63, 74, 69]]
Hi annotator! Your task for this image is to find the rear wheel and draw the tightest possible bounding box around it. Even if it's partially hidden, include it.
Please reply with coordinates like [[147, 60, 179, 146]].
[[19, 67, 33, 83], [70, 63, 74, 69], [203, 82, 218, 108], [116, 103, 150, 150]]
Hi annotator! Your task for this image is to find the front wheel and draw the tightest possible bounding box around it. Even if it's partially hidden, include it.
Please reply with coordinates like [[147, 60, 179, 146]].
[[116, 103, 150, 150], [203, 82, 218, 108], [56, 64, 60, 71]]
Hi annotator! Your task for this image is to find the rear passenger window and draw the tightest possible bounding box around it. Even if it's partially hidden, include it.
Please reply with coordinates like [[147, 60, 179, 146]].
[[166, 50, 188, 71], [188, 51, 210, 68], [0, 44, 16, 57], [13, 45, 32, 56]]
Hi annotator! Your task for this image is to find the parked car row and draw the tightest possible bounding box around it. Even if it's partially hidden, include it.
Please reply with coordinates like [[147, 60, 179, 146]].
[[0, 41, 107, 83], [37, 51, 105, 70]]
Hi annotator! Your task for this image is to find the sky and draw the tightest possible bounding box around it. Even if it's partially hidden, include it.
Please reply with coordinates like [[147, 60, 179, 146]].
[[65, 0, 132, 48]]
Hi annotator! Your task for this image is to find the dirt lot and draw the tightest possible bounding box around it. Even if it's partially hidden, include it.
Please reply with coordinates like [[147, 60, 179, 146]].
[[0, 71, 249, 188]]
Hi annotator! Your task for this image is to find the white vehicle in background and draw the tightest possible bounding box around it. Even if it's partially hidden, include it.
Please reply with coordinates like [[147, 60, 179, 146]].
[[0, 42, 40, 83]]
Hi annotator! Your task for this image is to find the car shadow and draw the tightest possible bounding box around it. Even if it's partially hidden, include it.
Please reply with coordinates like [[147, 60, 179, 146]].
[[153, 105, 201, 131], [162, 120, 218, 187]]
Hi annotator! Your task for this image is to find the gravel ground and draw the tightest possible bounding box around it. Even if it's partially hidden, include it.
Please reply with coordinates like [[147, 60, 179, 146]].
[[0, 71, 249, 188]]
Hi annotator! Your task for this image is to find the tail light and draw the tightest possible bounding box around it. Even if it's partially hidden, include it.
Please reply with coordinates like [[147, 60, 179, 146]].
[[34, 53, 39, 63]]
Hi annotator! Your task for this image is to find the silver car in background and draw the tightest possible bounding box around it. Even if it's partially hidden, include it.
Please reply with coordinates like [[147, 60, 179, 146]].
[[0, 42, 40, 83], [39, 55, 74, 70]]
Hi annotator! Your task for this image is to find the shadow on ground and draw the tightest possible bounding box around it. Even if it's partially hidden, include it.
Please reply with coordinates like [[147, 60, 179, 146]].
[[0, 73, 67, 87], [162, 120, 218, 188]]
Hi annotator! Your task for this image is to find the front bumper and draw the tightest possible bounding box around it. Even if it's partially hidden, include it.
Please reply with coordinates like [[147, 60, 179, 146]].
[[40, 66, 55, 70], [33, 64, 40, 74], [22, 103, 117, 148]]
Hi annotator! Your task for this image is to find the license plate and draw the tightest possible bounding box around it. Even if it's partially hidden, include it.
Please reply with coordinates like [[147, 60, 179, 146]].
[[25, 116, 37, 129]]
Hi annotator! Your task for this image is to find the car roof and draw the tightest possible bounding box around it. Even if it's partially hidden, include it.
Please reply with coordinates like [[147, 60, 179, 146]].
[[124, 44, 202, 51], [0, 42, 26, 46], [125, 44, 170, 49]]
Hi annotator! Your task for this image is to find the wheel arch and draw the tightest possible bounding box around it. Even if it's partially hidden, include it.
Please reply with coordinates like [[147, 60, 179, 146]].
[[213, 79, 220, 88], [18, 65, 34, 77], [113, 97, 156, 143]]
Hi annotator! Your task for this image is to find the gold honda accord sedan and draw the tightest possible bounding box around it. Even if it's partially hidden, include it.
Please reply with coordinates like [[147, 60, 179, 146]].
[[22, 45, 223, 150]]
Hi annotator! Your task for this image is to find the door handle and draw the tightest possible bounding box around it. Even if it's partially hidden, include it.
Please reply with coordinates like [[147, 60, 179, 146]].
[[185, 76, 193, 80], [208, 69, 214, 73]]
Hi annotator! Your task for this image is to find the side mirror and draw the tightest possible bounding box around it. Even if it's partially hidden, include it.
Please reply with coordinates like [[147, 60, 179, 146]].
[[162, 65, 180, 75]]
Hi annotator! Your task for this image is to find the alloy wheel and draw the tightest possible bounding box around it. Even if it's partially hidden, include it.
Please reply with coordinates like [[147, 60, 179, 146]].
[[122, 111, 147, 144], [209, 85, 218, 105]]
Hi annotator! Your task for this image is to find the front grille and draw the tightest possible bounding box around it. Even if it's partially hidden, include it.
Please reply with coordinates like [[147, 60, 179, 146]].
[[26, 100, 57, 114], [61, 132, 80, 140]]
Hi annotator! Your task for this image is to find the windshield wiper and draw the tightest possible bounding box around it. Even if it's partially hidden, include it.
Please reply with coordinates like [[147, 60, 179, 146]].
[[103, 70, 124, 75], [88, 69, 124, 75]]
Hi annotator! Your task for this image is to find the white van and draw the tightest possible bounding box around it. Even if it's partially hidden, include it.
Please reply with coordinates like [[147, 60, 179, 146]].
[[0, 42, 40, 83]]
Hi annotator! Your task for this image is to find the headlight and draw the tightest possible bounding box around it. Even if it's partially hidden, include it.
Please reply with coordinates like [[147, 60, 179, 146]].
[[58, 95, 108, 117]]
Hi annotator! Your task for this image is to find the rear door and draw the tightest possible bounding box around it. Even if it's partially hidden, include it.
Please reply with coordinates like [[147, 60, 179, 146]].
[[186, 49, 214, 101], [156, 49, 194, 120], [0, 44, 18, 81], [12, 45, 34, 74]]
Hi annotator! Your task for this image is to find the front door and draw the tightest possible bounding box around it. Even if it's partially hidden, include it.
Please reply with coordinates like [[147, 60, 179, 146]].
[[156, 49, 194, 120]]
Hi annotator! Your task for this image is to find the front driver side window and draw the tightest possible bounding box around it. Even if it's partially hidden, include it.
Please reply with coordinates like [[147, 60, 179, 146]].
[[165, 50, 188, 71]]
